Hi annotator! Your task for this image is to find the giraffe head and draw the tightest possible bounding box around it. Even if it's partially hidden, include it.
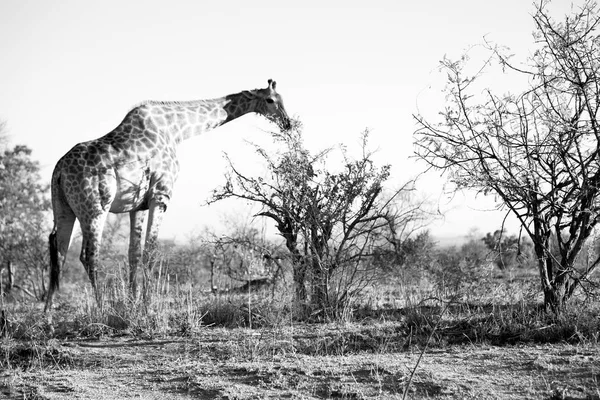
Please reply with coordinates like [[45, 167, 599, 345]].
[[252, 79, 292, 131]]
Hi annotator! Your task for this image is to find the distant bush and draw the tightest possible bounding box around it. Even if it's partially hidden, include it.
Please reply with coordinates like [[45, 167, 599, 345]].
[[482, 230, 535, 270], [427, 239, 495, 299]]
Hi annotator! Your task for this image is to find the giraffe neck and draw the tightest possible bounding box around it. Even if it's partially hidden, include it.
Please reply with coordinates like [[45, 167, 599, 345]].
[[141, 91, 258, 143]]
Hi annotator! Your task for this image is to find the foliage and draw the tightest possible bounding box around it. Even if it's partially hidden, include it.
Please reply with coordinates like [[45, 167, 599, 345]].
[[210, 124, 430, 319], [0, 127, 50, 300], [158, 235, 211, 288], [374, 230, 436, 271], [481, 230, 535, 270], [428, 239, 494, 299], [414, 1, 600, 311], [208, 223, 285, 290]]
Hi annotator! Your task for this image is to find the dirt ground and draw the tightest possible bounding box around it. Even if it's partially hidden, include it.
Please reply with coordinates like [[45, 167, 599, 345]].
[[2, 326, 600, 400]]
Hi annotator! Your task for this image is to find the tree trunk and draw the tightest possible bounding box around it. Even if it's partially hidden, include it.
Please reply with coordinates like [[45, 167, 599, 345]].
[[210, 256, 217, 293], [543, 285, 563, 313], [4, 260, 13, 293], [537, 253, 577, 313], [293, 261, 307, 302], [282, 230, 307, 303], [542, 279, 575, 313], [311, 260, 329, 319]]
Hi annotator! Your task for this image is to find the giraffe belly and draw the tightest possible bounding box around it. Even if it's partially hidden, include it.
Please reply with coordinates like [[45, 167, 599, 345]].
[[109, 164, 151, 213]]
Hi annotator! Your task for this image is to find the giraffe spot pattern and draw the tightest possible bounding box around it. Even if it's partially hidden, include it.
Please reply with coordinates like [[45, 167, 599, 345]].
[[46, 81, 291, 309]]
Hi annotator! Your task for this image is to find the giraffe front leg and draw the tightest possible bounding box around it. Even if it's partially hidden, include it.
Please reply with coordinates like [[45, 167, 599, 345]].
[[80, 213, 109, 304], [140, 197, 168, 303], [129, 210, 147, 297]]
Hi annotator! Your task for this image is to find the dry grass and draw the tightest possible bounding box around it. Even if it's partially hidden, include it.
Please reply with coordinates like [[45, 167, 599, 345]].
[[2, 261, 600, 398], [2, 323, 600, 399]]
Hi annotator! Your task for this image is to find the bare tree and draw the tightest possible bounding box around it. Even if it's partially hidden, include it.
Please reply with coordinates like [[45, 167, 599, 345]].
[[211, 125, 429, 319], [414, 1, 600, 311]]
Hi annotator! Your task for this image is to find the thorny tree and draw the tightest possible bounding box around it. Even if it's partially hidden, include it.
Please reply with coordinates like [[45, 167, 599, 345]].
[[210, 125, 428, 319], [414, 1, 600, 311]]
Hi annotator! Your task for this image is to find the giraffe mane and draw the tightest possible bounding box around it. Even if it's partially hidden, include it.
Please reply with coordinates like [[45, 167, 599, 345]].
[[131, 99, 216, 109], [128, 89, 265, 111]]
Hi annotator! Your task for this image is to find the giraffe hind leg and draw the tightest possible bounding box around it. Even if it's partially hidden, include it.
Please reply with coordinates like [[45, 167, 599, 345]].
[[129, 210, 147, 297]]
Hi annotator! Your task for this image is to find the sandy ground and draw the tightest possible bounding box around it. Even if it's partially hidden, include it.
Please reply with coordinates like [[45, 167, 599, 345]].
[[2, 326, 600, 399]]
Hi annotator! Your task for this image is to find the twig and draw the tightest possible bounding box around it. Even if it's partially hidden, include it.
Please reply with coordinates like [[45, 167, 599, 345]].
[[402, 296, 455, 399]]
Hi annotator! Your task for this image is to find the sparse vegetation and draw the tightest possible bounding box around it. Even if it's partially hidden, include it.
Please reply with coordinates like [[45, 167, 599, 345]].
[[2, 3, 600, 399], [2, 255, 600, 398]]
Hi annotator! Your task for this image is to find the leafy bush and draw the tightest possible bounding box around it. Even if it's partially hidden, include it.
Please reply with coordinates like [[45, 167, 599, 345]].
[[0, 142, 50, 300]]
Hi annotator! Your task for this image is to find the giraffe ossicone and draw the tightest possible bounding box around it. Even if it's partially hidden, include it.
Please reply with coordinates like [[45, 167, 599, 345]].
[[44, 79, 291, 311]]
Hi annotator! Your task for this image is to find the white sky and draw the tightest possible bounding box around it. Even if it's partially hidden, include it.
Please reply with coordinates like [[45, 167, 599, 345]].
[[0, 0, 577, 242]]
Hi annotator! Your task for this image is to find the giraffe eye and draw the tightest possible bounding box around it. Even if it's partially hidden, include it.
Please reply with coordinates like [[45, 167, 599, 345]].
[[266, 98, 275, 104]]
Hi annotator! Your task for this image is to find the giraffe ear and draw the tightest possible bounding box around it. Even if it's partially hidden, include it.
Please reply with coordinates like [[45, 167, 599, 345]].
[[268, 79, 276, 91]]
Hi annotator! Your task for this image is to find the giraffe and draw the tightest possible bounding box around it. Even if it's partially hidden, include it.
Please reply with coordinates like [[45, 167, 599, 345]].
[[44, 79, 291, 311]]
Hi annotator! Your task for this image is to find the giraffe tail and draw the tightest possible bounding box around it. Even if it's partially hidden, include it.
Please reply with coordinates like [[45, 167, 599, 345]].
[[48, 230, 60, 292]]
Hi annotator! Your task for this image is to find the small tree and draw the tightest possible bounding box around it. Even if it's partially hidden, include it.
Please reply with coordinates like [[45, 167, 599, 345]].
[[414, 1, 600, 311], [210, 125, 427, 319], [0, 127, 51, 299]]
